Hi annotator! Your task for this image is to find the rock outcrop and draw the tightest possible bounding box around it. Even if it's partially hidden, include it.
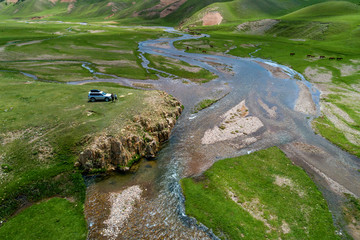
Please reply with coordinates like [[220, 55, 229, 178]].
[[76, 92, 182, 172]]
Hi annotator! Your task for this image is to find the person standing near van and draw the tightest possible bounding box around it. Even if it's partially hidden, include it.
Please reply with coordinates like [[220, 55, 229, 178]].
[[111, 93, 114, 102]]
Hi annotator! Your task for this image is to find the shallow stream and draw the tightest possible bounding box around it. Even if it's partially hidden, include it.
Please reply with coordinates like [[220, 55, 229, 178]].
[[72, 27, 360, 239]]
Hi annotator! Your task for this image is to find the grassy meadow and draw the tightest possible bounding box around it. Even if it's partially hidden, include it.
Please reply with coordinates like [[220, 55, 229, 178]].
[[0, 68, 153, 232], [0, 198, 87, 240], [0, 21, 179, 81], [181, 147, 339, 239]]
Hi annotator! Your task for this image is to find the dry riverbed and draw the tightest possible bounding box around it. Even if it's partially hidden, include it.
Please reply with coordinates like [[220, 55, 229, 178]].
[[202, 100, 264, 145]]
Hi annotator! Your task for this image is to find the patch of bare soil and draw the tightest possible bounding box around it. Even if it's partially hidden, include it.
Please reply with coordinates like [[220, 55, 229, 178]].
[[348, 224, 360, 240], [281, 221, 291, 234], [202, 12, 223, 26], [89, 30, 106, 34], [107, 50, 133, 54], [274, 175, 305, 197], [304, 66, 332, 83], [0, 129, 33, 145], [240, 43, 256, 48], [26, 61, 79, 67], [160, 0, 187, 18], [70, 45, 102, 50], [35, 142, 53, 164], [106, 2, 120, 18], [202, 100, 264, 145], [339, 64, 360, 77], [237, 19, 279, 35], [294, 81, 317, 115], [16, 40, 44, 47], [133, 0, 187, 18], [93, 60, 138, 68], [102, 185, 142, 240], [24, 54, 80, 61], [67, 3, 74, 13], [321, 102, 360, 145], [96, 66, 107, 72], [255, 61, 290, 79]]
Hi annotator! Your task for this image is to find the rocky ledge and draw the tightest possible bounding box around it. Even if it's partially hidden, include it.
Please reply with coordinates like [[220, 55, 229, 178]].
[[75, 91, 182, 172]]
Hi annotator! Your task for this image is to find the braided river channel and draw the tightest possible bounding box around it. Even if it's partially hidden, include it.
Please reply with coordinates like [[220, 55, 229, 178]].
[[69, 27, 360, 239]]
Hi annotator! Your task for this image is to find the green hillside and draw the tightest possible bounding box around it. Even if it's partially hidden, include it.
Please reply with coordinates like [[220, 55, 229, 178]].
[[0, 0, 231, 24], [282, 1, 360, 20], [181, 0, 360, 27], [1, 0, 359, 26]]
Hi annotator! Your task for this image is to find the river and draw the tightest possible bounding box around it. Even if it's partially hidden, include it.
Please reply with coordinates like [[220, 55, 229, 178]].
[[69, 27, 360, 239]]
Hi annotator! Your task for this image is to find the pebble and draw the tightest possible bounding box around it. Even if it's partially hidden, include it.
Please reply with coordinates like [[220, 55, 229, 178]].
[[101, 185, 143, 240]]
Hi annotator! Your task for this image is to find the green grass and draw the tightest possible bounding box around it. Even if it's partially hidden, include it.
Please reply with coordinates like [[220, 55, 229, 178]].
[[282, 1, 360, 20], [0, 198, 87, 240], [0, 70, 149, 221], [193, 98, 218, 113], [181, 147, 338, 239], [0, 21, 176, 81]]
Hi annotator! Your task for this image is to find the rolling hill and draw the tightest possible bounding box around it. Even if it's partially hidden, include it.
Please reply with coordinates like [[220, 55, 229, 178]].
[[0, 0, 231, 24], [282, 0, 360, 19], [180, 0, 360, 27], [0, 0, 359, 26]]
